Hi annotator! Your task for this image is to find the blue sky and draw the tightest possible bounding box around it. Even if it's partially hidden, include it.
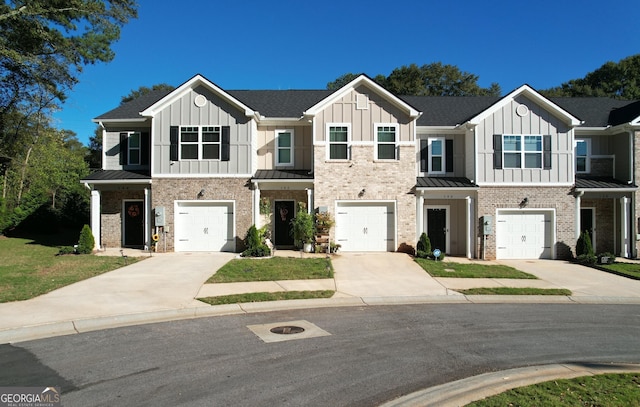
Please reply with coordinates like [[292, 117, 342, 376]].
[[53, 0, 640, 145]]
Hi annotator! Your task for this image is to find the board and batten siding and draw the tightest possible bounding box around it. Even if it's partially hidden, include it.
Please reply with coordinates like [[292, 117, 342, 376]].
[[476, 95, 573, 184], [256, 125, 313, 170], [314, 86, 414, 144], [153, 85, 252, 175], [103, 126, 151, 171]]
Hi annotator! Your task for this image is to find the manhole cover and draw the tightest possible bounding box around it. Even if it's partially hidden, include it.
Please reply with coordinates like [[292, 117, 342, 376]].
[[270, 326, 305, 335]]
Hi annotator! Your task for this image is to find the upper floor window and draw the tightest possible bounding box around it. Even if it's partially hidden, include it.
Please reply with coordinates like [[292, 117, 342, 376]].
[[428, 137, 444, 173], [494, 134, 551, 170], [128, 132, 141, 165], [575, 139, 590, 173], [180, 126, 221, 160], [503, 135, 542, 169], [376, 124, 398, 160], [327, 124, 350, 160], [276, 129, 294, 166]]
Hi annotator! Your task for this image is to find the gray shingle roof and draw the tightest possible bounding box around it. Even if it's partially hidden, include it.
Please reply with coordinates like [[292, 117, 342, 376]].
[[94, 85, 640, 128]]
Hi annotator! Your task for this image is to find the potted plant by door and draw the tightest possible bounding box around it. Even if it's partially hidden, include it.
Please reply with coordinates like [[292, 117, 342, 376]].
[[290, 203, 315, 252]]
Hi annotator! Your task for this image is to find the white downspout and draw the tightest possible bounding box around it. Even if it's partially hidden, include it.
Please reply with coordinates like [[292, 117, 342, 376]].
[[306, 188, 312, 214], [621, 196, 629, 258], [466, 196, 472, 259]]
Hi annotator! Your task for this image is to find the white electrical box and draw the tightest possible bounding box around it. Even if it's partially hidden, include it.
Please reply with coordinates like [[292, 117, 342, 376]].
[[154, 206, 165, 227]]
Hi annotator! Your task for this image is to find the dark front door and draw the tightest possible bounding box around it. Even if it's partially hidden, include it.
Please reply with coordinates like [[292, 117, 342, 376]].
[[274, 201, 295, 247], [580, 208, 595, 251], [124, 200, 144, 247], [427, 208, 447, 253]]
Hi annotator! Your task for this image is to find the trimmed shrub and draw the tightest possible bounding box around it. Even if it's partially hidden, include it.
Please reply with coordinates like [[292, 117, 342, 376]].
[[77, 224, 95, 254], [577, 253, 597, 265], [416, 233, 431, 259], [57, 246, 76, 256], [242, 224, 270, 257], [576, 230, 594, 257]]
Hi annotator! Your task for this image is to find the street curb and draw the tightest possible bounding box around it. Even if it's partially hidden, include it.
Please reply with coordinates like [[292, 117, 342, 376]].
[[2, 295, 640, 344], [379, 362, 640, 407]]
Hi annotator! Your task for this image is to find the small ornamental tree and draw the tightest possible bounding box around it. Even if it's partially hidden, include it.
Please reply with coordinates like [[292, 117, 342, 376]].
[[576, 230, 594, 257], [77, 224, 95, 254], [241, 225, 270, 257]]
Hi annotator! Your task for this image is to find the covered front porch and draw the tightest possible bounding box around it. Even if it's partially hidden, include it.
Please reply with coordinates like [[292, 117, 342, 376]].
[[251, 170, 314, 249], [415, 177, 478, 259], [574, 177, 637, 258]]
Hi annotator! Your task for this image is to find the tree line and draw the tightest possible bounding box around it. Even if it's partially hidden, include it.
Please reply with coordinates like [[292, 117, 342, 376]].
[[1, 1, 639, 235]]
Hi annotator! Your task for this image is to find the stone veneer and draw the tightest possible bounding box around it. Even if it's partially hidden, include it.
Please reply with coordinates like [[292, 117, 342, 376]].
[[152, 178, 252, 252], [312, 145, 416, 251], [476, 186, 575, 260]]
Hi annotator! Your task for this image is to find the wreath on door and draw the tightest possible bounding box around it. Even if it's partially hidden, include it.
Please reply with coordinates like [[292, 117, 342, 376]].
[[278, 205, 289, 222], [127, 204, 140, 217]]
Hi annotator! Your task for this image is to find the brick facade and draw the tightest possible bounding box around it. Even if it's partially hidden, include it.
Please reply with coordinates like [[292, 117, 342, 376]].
[[313, 145, 416, 251], [476, 186, 575, 260], [151, 178, 252, 252], [100, 189, 145, 248]]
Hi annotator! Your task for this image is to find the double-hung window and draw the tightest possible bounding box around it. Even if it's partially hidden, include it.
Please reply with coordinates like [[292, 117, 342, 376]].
[[575, 139, 590, 173], [127, 132, 141, 165], [276, 129, 294, 166], [179, 126, 221, 160], [428, 137, 445, 173], [328, 124, 350, 160], [376, 124, 398, 160], [503, 135, 543, 169]]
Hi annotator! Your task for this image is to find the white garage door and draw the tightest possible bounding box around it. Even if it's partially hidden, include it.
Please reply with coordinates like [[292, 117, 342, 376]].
[[335, 202, 395, 252], [496, 210, 553, 259], [174, 201, 234, 252]]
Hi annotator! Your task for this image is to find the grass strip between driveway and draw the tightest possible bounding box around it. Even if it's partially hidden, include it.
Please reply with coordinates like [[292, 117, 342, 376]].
[[598, 262, 640, 280], [198, 290, 335, 305], [415, 258, 537, 279], [206, 257, 333, 283], [467, 373, 640, 406], [457, 287, 572, 295], [0, 236, 140, 303]]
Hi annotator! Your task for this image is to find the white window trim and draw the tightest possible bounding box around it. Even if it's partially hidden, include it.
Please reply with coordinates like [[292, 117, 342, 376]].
[[179, 125, 221, 161], [503, 134, 543, 169], [275, 129, 294, 167], [575, 138, 591, 173], [428, 136, 445, 174], [375, 123, 399, 160], [127, 131, 141, 166], [326, 123, 351, 160]]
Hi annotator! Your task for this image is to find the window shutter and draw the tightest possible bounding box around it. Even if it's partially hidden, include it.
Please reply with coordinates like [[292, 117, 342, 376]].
[[221, 126, 231, 161], [420, 139, 428, 172], [493, 134, 502, 169], [119, 132, 128, 165], [141, 132, 150, 166], [170, 126, 178, 161], [446, 139, 454, 173], [543, 135, 552, 169]]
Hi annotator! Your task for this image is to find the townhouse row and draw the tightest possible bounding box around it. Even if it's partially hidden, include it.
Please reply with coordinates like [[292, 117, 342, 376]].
[[82, 74, 640, 259]]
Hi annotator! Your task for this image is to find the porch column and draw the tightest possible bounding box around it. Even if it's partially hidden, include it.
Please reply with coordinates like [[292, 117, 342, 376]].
[[144, 187, 150, 250], [620, 196, 630, 258], [466, 196, 473, 259], [90, 189, 101, 250], [306, 188, 313, 214], [253, 182, 260, 228], [575, 191, 583, 240], [416, 192, 424, 242]]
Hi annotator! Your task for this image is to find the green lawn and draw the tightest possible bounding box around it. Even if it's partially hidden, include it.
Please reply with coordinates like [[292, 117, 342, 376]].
[[467, 373, 640, 406], [0, 236, 139, 303], [599, 262, 640, 279], [457, 287, 571, 296], [199, 290, 335, 305], [415, 259, 537, 279], [206, 257, 333, 283]]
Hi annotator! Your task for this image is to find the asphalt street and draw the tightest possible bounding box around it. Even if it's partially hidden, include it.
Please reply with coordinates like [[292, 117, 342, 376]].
[[2, 303, 639, 406]]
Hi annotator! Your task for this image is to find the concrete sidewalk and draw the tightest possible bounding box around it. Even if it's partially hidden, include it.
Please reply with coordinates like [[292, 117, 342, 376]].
[[2, 251, 640, 346]]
